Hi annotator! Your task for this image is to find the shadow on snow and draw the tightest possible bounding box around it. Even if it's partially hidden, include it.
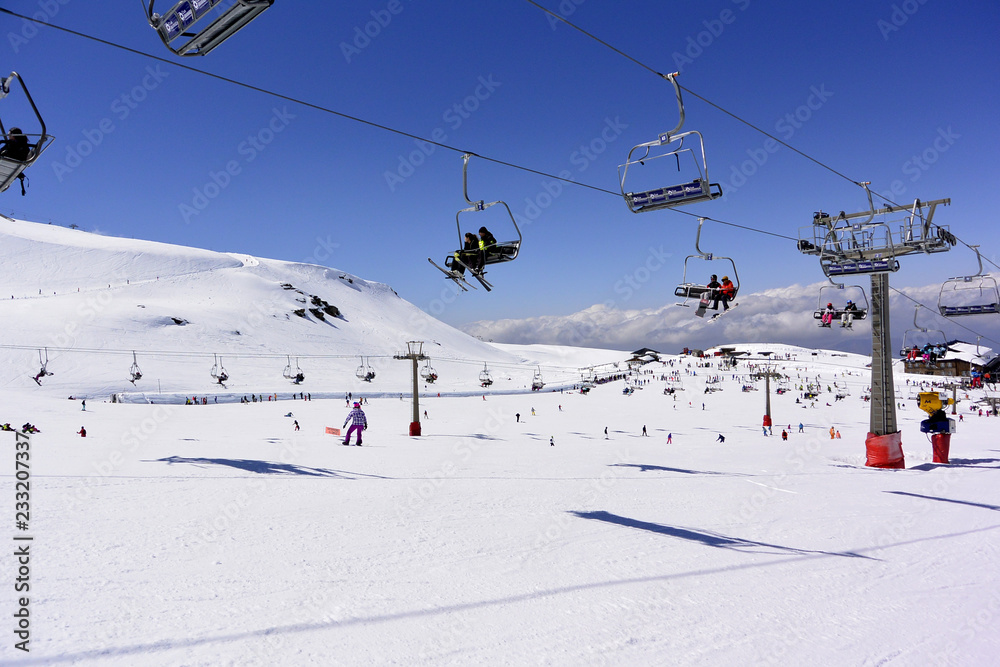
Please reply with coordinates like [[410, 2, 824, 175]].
[[569, 510, 874, 560], [151, 456, 357, 478]]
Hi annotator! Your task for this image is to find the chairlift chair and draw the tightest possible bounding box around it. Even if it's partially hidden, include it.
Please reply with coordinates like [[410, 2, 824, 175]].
[[937, 245, 1000, 317], [807, 184, 901, 278], [674, 218, 740, 305], [479, 363, 493, 388], [145, 0, 274, 57], [283, 356, 304, 384], [899, 306, 948, 359], [420, 360, 438, 383], [531, 366, 545, 391], [813, 280, 869, 327], [210, 354, 229, 383], [619, 72, 722, 213], [31, 348, 53, 385], [431, 153, 523, 292], [0, 72, 55, 195], [129, 351, 143, 384], [356, 357, 375, 382]]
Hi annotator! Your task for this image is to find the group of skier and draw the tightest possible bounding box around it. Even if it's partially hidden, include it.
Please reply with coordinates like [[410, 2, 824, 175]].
[[820, 301, 860, 328], [451, 226, 497, 277]]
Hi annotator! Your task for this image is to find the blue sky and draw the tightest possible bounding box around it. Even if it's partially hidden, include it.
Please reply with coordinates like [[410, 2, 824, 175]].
[[3, 0, 999, 339]]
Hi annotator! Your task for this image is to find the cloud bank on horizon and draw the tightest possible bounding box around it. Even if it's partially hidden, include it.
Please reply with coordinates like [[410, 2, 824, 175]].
[[460, 281, 1000, 355]]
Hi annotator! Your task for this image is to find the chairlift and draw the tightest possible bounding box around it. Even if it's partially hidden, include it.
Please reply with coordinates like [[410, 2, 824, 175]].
[[479, 363, 493, 388], [937, 245, 1000, 317], [619, 72, 722, 213], [429, 153, 523, 292], [210, 353, 229, 384], [531, 366, 545, 391], [899, 306, 948, 359], [129, 351, 143, 384], [31, 348, 53, 385], [813, 279, 869, 328], [356, 357, 375, 382], [674, 218, 740, 305], [144, 0, 273, 57], [282, 355, 304, 384], [802, 183, 901, 277], [420, 360, 438, 384], [0, 72, 55, 196]]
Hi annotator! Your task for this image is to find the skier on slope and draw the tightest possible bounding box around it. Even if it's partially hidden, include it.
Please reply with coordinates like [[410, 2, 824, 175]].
[[342, 402, 367, 446]]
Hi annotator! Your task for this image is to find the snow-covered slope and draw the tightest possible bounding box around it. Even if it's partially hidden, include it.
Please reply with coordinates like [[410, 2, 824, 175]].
[[1, 217, 606, 398]]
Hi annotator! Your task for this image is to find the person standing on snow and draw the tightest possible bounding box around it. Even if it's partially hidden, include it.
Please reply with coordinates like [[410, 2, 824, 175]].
[[342, 402, 367, 446]]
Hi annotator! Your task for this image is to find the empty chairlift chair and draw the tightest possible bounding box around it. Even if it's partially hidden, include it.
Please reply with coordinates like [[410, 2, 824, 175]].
[[145, 0, 274, 57], [619, 72, 722, 213], [937, 246, 1000, 317]]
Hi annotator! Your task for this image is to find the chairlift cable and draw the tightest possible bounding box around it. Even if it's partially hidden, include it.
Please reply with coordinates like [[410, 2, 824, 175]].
[[6, 9, 997, 327], [0, 8, 618, 199]]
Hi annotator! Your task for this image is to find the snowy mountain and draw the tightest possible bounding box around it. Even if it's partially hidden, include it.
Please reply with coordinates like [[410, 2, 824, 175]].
[[0, 217, 630, 399]]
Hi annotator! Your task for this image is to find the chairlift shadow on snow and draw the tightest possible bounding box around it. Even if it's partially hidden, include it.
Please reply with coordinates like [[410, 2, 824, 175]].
[[609, 463, 741, 476], [885, 491, 1000, 511], [908, 458, 1000, 472], [152, 455, 355, 478], [570, 510, 875, 560], [420, 433, 501, 441]]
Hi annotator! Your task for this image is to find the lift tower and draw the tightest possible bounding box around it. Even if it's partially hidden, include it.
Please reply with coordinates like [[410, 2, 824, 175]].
[[798, 185, 953, 467], [394, 341, 429, 436]]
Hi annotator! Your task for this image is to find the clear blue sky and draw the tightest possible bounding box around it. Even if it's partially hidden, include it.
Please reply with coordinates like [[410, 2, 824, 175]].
[[3, 0, 999, 330]]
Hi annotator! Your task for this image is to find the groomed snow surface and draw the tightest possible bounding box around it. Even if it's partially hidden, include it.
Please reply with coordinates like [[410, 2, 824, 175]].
[[1, 218, 998, 665], [3, 351, 999, 666]]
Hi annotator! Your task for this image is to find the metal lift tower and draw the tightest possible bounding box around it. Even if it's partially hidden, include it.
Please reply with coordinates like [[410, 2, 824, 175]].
[[798, 186, 953, 466]]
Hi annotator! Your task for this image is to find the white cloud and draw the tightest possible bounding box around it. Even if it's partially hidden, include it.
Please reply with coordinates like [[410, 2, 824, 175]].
[[461, 280, 1000, 355]]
